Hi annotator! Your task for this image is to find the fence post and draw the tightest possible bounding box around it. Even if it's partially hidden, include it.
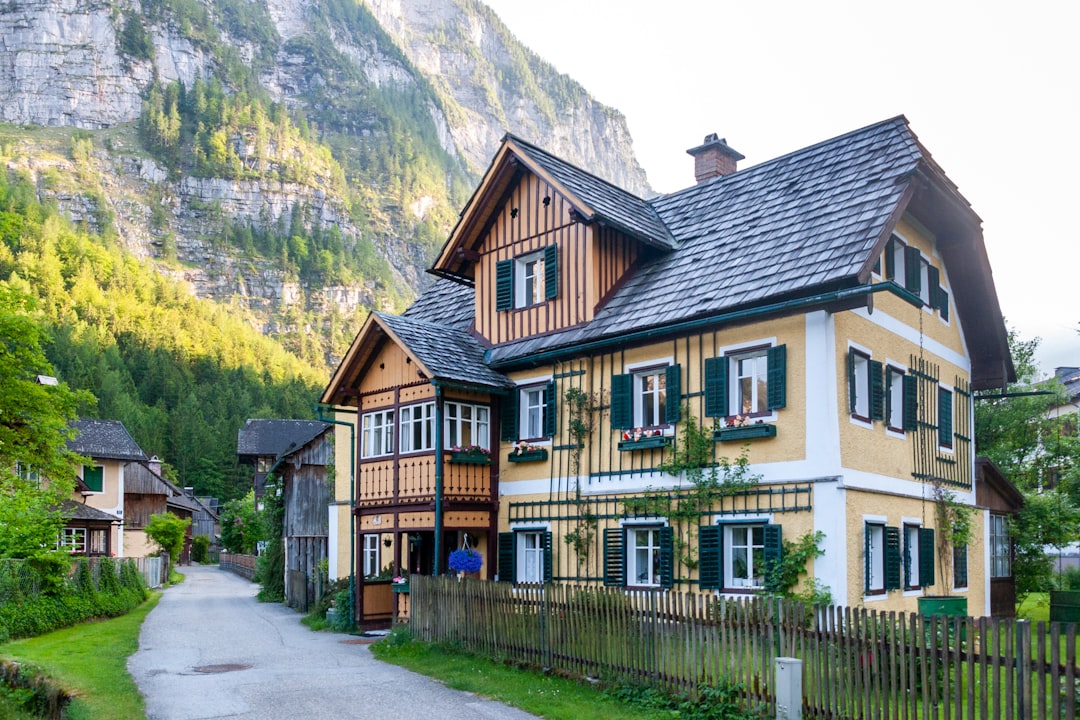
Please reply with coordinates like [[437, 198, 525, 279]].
[[1016, 619, 1030, 719], [775, 657, 803, 720]]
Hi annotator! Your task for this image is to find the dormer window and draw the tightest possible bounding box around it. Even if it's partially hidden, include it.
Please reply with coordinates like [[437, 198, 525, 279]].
[[495, 245, 559, 311]]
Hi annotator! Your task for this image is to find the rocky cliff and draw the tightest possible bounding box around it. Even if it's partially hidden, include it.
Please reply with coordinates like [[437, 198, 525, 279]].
[[0, 0, 651, 367]]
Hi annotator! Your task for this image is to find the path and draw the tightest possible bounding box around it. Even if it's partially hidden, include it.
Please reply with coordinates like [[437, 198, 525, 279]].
[[128, 565, 540, 720]]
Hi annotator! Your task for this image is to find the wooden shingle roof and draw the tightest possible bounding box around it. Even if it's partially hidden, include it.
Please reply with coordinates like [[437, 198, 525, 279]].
[[237, 420, 331, 460], [67, 419, 147, 462]]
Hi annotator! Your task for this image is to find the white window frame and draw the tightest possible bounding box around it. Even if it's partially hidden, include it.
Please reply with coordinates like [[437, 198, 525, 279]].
[[903, 522, 922, 591], [88, 528, 107, 555], [362, 534, 380, 578], [60, 527, 86, 554], [850, 349, 871, 421], [725, 523, 767, 590], [361, 409, 395, 458], [730, 348, 769, 417], [399, 402, 435, 454], [633, 366, 668, 429], [15, 462, 40, 486], [885, 363, 905, 433], [865, 521, 886, 596], [517, 531, 545, 584], [990, 514, 1011, 578], [889, 235, 907, 284], [519, 384, 547, 441], [626, 525, 663, 588], [444, 401, 490, 450], [514, 251, 545, 308], [918, 255, 932, 307]]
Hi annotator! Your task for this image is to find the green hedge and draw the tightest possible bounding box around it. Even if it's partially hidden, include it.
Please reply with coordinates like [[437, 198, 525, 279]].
[[0, 558, 149, 643]]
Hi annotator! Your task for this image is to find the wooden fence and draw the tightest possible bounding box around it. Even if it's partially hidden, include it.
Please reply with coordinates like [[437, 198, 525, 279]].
[[132, 555, 167, 589], [220, 553, 256, 581], [408, 576, 1080, 719]]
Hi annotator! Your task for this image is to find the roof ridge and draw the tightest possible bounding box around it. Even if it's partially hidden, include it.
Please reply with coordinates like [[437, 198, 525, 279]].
[[503, 133, 648, 201]]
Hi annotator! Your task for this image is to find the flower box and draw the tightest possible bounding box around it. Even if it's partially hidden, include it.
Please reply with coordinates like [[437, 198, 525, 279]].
[[508, 449, 548, 463], [391, 583, 410, 594], [618, 436, 671, 451], [715, 424, 777, 442], [449, 451, 491, 465]]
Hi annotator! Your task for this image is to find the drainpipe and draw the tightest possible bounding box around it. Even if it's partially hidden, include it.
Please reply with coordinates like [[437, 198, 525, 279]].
[[315, 404, 356, 627], [433, 383, 444, 577]]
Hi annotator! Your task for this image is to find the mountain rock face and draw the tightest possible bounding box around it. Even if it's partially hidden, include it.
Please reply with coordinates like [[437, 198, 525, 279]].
[[0, 0, 651, 366]]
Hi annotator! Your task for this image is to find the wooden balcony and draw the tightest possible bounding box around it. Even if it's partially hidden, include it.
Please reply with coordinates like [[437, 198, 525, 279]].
[[356, 452, 494, 507]]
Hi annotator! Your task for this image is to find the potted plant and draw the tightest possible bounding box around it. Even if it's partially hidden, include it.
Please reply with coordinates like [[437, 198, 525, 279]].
[[508, 440, 547, 463], [447, 547, 482, 579], [448, 445, 491, 464], [918, 482, 974, 618]]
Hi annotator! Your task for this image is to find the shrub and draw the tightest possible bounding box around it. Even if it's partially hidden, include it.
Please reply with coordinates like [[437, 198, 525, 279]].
[[145, 512, 190, 561]]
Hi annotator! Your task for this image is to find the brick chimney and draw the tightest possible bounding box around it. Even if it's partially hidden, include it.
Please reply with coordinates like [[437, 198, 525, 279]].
[[148, 454, 162, 476], [686, 133, 744, 183]]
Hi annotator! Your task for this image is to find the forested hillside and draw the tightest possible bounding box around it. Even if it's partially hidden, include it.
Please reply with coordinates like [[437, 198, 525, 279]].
[[0, 169, 321, 500]]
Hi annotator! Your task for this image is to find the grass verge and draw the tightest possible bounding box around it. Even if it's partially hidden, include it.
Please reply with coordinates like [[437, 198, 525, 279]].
[[370, 626, 761, 720], [0, 594, 160, 720]]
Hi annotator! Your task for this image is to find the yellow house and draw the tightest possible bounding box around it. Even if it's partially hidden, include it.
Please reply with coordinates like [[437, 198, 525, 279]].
[[322, 116, 1014, 622]]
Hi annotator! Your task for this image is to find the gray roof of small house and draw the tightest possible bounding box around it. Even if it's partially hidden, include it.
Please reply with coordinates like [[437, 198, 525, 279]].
[[403, 278, 474, 329], [485, 116, 922, 364], [67, 419, 148, 462], [236, 420, 331, 459], [509, 134, 675, 249], [376, 312, 513, 391], [1054, 366, 1080, 401], [60, 499, 121, 523]]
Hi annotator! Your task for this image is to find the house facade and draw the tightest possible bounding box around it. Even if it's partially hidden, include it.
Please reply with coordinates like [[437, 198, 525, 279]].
[[64, 419, 149, 557], [322, 117, 1014, 622]]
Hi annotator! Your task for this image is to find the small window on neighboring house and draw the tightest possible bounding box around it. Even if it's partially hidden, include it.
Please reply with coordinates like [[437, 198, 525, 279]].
[[88, 529, 107, 555], [938, 386, 954, 449], [60, 528, 86, 554], [953, 544, 968, 588], [15, 462, 39, 485], [885, 365, 907, 432], [918, 256, 932, 306], [444, 402, 490, 450], [847, 350, 883, 423], [82, 465, 104, 493], [603, 525, 674, 589], [501, 381, 555, 443], [902, 524, 934, 590], [363, 534, 380, 577], [256, 457, 272, 473], [498, 530, 552, 584], [990, 514, 1011, 578], [399, 402, 435, 453], [361, 410, 395, 458], [496, 245, 559, 311], [703, 346, 787, 420], [610, 365, 682, 430], [884, 236, 907, 286], [865, 523, 901, 595]]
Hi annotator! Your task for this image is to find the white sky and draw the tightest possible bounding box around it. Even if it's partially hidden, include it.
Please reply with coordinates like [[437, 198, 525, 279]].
[[481, 0, 1079, 378]]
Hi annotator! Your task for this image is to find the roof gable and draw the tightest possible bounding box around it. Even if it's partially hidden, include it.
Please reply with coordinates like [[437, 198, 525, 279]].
[[67, 419, 147, 462]]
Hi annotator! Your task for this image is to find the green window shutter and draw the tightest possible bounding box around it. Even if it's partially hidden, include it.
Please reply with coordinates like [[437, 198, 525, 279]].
[[953, 544, 968, 587], [763, 524, 783, 592], [884, 237, 896, 280], [938, 388, 953, 446], [665, 364, 682, 424], [543, 381, 557, 438], [884, 526, 901, 591], [603, 528, 625, 587], [904, 246, 922, 294], [938, 287, 950, 321], [495, 259, 513, 311], [698, 525, 722, 590], [902, 374, 918, 432], [870, 360, 884, 421], [903, 528, 913, 589], [83, 466, 103, 493], [543, 532, 553, 583], [498, 532, 515, 583], [864, 526, 872, 593], [767, 344, 787, 410], [847, 349, 858, 414], [927, 265, 941, 308], [920, 527, 936, 588], [610, 374, 632, 430], [704, 356, 729, 418], [659, 526, 674, 589], [501, 390, 519, 442], [543, 244, 559, 300]]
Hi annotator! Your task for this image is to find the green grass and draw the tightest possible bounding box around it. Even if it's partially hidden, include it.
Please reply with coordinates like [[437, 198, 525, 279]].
[[370, 627, 760, 720], [0, 594, 160, 720]]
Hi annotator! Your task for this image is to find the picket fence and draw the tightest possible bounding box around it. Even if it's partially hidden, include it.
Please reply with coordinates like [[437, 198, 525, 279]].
[[408, 576, 1079, 720]]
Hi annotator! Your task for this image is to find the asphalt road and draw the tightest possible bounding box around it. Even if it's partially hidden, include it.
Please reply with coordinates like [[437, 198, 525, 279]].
[[128, 565, 541, 720]]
